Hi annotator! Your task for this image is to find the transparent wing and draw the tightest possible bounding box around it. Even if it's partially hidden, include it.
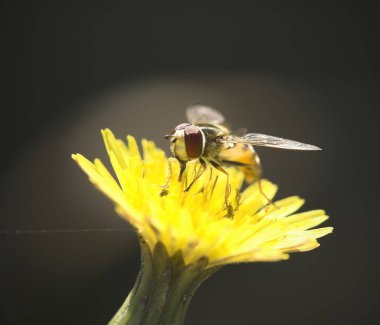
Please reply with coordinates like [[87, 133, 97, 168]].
[[234, 133, 321, 150], [186, 104, 225, 124], [232, 128, 247, 137]]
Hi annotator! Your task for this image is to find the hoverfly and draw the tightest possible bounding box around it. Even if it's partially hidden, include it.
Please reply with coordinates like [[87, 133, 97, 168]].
[[164, 104, 320, 202]]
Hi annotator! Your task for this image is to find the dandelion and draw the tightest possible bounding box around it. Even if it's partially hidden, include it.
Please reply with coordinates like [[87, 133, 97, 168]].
[[72, 129, 332, 325]]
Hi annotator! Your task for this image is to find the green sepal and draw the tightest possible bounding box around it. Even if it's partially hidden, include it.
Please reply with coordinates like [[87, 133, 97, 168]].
[[109, 237, 219, 325]]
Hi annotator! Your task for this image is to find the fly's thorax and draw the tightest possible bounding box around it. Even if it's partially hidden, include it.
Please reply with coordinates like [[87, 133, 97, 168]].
[[200, 124, 229, 160]]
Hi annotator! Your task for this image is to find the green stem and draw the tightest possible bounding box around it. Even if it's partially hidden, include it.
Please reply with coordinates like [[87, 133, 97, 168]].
[[109, 238, 219, 325]]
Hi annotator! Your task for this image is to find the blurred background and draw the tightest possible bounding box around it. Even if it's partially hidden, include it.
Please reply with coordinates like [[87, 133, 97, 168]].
[[0, 1, 379, 324]]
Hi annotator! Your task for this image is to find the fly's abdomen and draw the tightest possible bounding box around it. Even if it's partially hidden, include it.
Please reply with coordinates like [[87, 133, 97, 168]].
[[217, 143, 262, 183]]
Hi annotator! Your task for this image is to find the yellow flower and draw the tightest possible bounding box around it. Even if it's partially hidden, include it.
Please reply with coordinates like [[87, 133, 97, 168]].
[[72, 129, 332, 268]]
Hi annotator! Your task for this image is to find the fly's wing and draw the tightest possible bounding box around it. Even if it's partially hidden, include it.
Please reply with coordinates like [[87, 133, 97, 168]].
[[232, 128, 247, 137], [234, 133, 321, 150], [186, 104, 225, 124]]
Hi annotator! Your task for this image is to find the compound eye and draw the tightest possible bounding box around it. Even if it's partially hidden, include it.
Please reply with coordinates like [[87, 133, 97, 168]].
[[184, 125, 204, 158]]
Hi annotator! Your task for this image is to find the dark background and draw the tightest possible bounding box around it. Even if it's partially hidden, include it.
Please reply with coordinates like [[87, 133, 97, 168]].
[[0, 1, 379, 324]]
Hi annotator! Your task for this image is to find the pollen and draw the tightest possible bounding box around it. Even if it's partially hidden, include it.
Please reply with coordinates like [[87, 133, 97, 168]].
[[72, 129, 332, 267]]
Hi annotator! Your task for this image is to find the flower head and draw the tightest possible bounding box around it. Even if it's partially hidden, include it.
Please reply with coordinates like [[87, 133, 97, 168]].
[[72, 129, 332, 268]]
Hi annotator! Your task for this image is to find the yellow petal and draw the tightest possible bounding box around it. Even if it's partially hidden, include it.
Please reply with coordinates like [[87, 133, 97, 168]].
[[73, 130, 332, 267]]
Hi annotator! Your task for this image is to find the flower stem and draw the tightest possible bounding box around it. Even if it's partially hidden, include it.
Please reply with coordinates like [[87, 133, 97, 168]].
[[109, 238, 219, 325]]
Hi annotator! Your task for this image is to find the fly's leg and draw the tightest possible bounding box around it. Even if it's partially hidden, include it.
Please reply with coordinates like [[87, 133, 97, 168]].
[[185, 158, 207, 192], [161, 158, 192, 195], [160, 159, 173, 196], [257, 178, 279, 208], [218, 159, 277, 208], [178, 160, 187, 182], [209, 160, 233, 216]]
